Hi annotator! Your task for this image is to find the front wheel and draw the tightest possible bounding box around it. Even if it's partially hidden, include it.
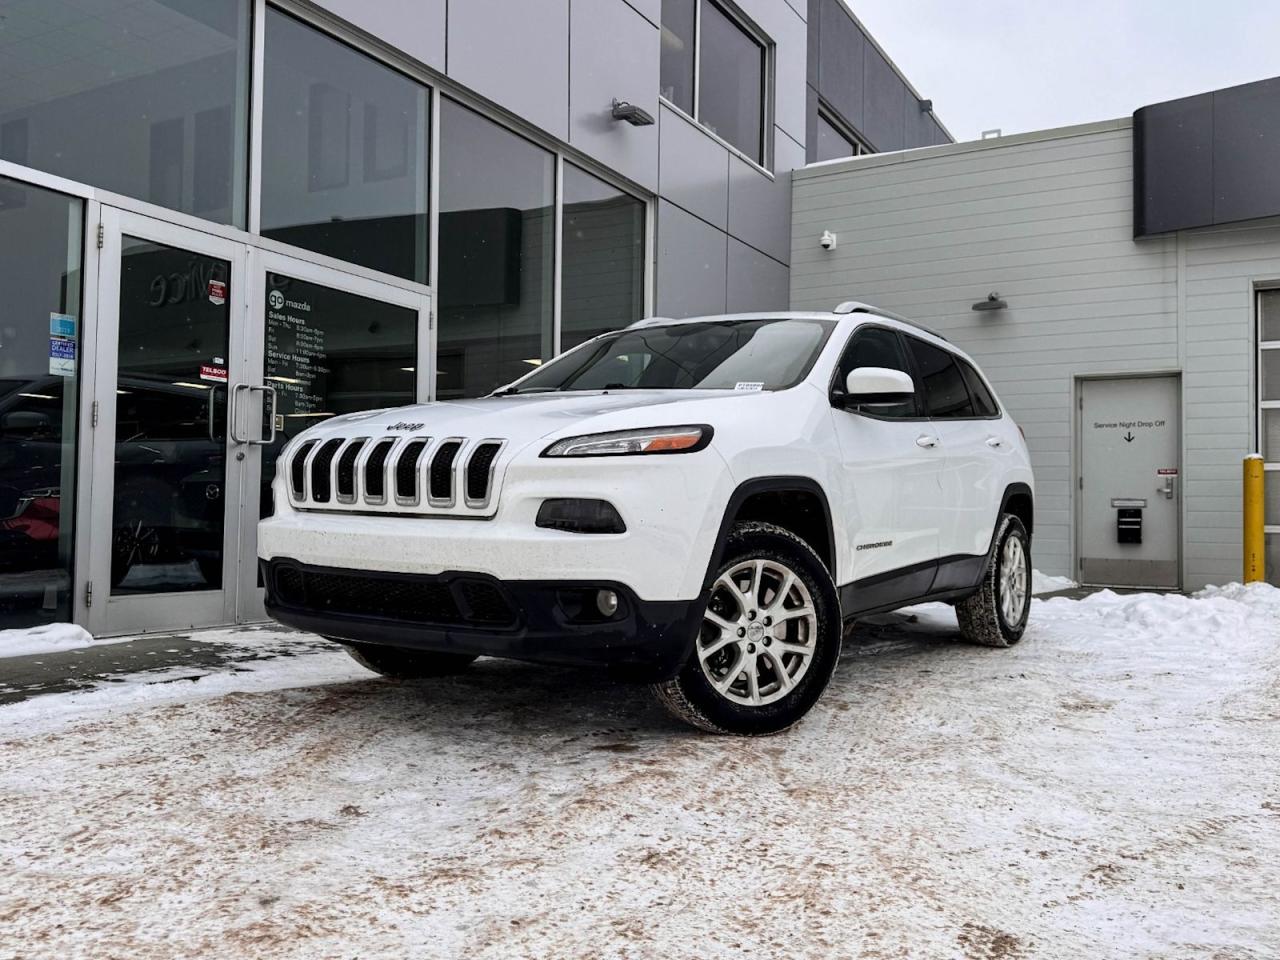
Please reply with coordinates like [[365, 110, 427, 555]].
[[652, 522, 842, 735], [956, 514, 1031, 647], [338, 641, 478, 680]]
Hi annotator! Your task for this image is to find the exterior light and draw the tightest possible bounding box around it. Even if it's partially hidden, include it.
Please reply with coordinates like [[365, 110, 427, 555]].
[[611, 99, 655, 127], [972, 293, 1008, 312]]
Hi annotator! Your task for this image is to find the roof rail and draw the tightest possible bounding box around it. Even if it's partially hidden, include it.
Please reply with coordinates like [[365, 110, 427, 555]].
[[627, 315, 678, 329], [832, 300, 948, 342]]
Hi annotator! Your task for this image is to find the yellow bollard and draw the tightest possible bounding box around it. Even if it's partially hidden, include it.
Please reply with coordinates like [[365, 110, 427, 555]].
[[1243, 454, 1265, 584]]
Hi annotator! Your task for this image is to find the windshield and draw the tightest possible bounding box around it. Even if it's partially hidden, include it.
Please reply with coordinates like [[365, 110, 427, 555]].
[[506, 318, 835, 393]]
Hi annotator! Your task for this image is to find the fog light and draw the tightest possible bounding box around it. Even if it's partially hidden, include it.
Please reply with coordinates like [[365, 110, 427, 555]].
[[536, 498, 626, 534], [596, 589, 619, 617]]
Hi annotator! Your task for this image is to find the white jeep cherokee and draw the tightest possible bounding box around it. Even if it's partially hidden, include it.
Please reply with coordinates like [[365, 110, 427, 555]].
[[259, 302, 1034, 734]]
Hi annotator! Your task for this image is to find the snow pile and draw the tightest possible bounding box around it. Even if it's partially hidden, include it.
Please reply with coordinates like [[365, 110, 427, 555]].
[[0, 622, 102, 659], [1038, 581, 1280, 643], [1032, 569, 1077, 594]]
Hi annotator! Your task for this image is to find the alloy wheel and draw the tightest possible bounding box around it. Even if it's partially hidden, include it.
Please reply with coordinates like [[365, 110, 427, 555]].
[[999, 534, 1028, 624], [697, 558, 818, 706]]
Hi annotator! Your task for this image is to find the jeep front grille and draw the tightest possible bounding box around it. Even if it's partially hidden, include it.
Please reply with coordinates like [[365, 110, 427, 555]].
[[286, 435, 507, 517]]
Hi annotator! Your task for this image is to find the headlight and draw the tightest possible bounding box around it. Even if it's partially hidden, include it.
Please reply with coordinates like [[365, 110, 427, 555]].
[[541, 424, 713, 457]]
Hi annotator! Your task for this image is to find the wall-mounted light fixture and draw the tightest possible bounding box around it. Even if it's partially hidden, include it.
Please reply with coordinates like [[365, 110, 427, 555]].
[[972, 292, 1008, 312], [918, 98, 933, 113], [612, 99, 655, 127]]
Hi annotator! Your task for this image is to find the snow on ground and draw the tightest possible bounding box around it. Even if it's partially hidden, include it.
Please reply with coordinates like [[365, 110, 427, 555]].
[[0, 621, 107, 660], [1031, 569, 1077, 595], [1, 586, 1278, 959]]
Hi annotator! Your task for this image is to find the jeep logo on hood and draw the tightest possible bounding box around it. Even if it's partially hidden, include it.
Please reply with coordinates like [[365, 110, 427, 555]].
[[386, 421, 426, 432]]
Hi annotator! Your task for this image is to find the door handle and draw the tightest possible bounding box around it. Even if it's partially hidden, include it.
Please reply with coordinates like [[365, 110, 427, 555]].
[[229, 384, 278, 446], [985, 436, 1003, 448], [1158, 475, 1175, 500], [915, 434, 939, 448]]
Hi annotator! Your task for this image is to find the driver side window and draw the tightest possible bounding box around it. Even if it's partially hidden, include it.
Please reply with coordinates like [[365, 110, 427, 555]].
[[835, 327, 919, 418]]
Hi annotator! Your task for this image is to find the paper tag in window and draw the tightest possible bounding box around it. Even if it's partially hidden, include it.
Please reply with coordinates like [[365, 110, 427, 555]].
[[49, 313, 76, 338], [207, 279, 227, 306], [49, 336, 76, 377], [200, 363, 228, 383], [734, 381, 764, 392]]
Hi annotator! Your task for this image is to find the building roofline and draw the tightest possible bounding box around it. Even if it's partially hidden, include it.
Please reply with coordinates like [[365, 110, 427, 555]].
[[831, 0, 955, 143], [794, 115, 1132, 179]]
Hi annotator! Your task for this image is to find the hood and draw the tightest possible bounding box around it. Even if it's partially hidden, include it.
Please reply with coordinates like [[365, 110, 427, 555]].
[[293, 389, 758, 448]]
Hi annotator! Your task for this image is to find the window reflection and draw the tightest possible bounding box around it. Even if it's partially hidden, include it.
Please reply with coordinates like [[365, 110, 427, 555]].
[[261, 8, 430, 282], [111, 239, 232, 594], [0, 0, 250, 226], [561, 165, 645, 350], [437, 100, 555, 398], [0, 179, 83, 629]]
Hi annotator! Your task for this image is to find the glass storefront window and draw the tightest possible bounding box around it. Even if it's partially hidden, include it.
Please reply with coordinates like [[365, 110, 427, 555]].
[[0, 178, 83, 628], [697, 0, 766, 164], [261, 8, 430, 283], [561, 165, 645, 350], [437, 99, 555, 399], [0, 0, 250, 226]]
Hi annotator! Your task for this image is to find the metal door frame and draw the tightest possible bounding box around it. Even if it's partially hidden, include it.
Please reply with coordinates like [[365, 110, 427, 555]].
[[87, 208, 253, 635], [1073, 371, 1184, 590]]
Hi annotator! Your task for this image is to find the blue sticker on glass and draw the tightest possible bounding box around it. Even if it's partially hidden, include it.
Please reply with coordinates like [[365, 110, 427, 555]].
[[49, 313, 76, 338]]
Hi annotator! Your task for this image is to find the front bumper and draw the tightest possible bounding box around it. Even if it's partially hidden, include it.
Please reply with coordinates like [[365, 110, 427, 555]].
[[262, 559, 703, 682]]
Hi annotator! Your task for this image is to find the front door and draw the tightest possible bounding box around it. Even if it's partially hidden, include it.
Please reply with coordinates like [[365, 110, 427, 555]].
[[87, 209, 251, 634], [1078, 375, 1181, 589], [87, 210, 431, 634]]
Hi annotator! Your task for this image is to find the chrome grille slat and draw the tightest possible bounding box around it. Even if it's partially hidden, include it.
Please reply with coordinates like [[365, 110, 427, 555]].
[[394, 438, 432, 506], [286, 432, 504, 516], [428, 438, 464, 507]]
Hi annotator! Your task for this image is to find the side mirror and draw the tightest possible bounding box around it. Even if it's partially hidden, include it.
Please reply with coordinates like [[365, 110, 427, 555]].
[[837, 367, 915, 409], [1, 410, 54, 434]]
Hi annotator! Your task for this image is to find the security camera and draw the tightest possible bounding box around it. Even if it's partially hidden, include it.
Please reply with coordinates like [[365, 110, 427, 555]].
[[820, 230, 838, 251]]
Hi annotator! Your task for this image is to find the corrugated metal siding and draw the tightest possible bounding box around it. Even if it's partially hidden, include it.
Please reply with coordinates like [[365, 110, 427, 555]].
[[791, 120, 1274, 589]]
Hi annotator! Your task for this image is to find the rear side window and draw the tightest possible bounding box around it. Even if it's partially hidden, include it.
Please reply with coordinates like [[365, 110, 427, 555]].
[[905, 337, 975, 418], [835, 326, 919, 418], [958, 360, 999, 417]]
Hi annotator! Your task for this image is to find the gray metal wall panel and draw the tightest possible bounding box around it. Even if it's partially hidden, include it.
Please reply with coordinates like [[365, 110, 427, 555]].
[[569, 0, 659, 191], [860, 45, 905, 151], [903, 95, 934, 149], [806, 0, 820, 87], [734, 0, 807, 148], [727, 235, 789, 311], [791, 122, 1267, 590], [447, 0, 570, 142], [816, 0, 864, 133], [657, 199, 728, 316], [658, 103, 729, 230], [728, 129, 803, 264], [311, 0, 446, 70], [621, 0, 659, 26]]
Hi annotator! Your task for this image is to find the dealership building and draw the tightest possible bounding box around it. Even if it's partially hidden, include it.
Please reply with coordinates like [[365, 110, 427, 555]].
[[0, 0, 949, 634], [792, 76, 1280, 591]]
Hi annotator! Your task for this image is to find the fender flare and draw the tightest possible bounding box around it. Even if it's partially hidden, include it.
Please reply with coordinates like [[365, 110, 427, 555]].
[[987, 482, 1034, 557], [701, 476, 836, 592]]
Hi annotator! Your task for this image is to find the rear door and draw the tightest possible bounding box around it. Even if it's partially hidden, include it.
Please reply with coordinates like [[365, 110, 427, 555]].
[[903, 336, 1006, 560], [828, 325, 943, 593]]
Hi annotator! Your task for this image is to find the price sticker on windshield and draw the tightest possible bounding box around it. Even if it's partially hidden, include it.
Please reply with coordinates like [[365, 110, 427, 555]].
[[734, 382, 764, 392]]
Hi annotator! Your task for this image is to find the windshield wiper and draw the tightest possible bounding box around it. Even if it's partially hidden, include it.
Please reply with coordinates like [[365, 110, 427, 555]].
[[491, 385, 562, 396]]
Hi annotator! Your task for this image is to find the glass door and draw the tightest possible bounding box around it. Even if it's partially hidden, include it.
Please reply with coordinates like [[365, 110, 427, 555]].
[[235, 249, 431, 622], [86, 209, 251, 635]]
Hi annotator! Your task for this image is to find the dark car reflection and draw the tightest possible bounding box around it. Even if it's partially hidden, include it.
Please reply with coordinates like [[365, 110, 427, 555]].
[[0, 375, 234, 595]]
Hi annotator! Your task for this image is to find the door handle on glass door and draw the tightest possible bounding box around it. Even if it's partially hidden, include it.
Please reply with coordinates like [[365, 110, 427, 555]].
[[916, 435, 939, 448]]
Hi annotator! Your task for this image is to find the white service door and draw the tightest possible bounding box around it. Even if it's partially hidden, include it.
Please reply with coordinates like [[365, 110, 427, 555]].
[[1078, 375, 1181, 588]]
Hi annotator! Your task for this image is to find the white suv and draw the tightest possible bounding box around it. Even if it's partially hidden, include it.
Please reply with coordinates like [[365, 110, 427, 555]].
[[259, 302, 1034, 734]]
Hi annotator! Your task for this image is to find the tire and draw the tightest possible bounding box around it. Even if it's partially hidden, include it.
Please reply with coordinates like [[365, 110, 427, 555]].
[[651, 521, 842, 735], [338, 641, 478, 680], [956, 513, 1031, 647]]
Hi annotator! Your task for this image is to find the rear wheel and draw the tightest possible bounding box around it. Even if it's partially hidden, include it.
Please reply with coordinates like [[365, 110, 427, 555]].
[[652, 522, 841, 735], [338, 641, 478, 680], [956, 514, 1031, 647]]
